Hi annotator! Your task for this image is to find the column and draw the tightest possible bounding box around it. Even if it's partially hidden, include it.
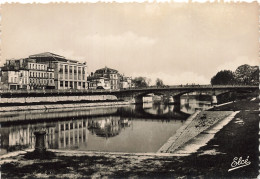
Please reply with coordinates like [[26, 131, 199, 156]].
[[73, 122, 75, 145], [63, 123, 66, 148], [72, 66, 74, 89], [80, 67, 83, 87], [68, 122, 71, 147], [62, 64, 65, 89], [81, 120, 84, 143], [67, 65, 70, 88], [77, 122, 80, 144], [58, 123, 61, 148], [76, 66, 79, 89]]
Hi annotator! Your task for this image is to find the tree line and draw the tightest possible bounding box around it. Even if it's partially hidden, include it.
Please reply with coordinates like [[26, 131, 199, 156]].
[[211, 64, 259, 85], [131, 64, 258, 87]]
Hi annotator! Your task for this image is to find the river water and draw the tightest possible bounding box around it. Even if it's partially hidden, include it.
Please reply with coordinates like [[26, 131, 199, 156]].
[[0, 97, 211, 155]]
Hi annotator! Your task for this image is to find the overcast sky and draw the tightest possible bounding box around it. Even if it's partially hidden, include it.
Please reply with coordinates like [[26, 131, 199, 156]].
[[1, 2, 258, 85]]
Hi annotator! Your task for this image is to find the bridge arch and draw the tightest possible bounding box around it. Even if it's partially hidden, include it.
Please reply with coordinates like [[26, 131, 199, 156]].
[[113, 86, 258, 104]]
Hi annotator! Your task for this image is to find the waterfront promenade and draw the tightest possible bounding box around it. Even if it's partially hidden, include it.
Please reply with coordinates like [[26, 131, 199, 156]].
[[1, 96, 258, 178]]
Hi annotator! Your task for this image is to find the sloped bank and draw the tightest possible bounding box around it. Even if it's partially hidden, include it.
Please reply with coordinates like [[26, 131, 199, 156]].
[[158, 101, 240, 154]]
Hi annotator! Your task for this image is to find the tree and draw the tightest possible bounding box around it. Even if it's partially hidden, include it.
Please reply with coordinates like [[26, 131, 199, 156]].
[[156, 78, 164, 87], [234, 64, 259, 85], [210, 70, 236, 85], [132, 77, 150, 88]]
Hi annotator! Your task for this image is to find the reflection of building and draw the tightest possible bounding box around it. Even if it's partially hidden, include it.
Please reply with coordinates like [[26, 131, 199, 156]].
[[88, 116, 131, 138], [180, 97, 211, 114], [0, 124, 56, 153], [0, 119, 89, 153], [57, 119, 88, 149]]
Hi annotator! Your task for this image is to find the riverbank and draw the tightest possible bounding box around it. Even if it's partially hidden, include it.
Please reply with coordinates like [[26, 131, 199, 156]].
[[158, 110, 234, 153], [0, 100, 130, 112], [1, 97, 258, 178]]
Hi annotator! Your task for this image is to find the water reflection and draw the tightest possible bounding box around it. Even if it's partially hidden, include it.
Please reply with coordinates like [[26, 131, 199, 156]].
[[180, 97, 211, 114], [0, 97, 210, 154]]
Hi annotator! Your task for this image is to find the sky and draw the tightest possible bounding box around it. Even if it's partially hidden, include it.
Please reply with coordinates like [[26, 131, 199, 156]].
[[1, 2, 259, 85]]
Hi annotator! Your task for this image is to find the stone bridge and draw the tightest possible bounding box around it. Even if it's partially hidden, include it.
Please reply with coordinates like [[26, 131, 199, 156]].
[[111, 85, 258, 104], [0, 85, 257, 105]]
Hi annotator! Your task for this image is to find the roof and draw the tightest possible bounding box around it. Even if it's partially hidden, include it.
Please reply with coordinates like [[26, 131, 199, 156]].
[[95, 67, 118, 74], [29, 52, 65, 59], [29, 52, 81, 64]]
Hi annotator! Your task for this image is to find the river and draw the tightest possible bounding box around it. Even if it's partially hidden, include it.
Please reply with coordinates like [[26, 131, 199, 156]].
[[0, 96, 212, 155]]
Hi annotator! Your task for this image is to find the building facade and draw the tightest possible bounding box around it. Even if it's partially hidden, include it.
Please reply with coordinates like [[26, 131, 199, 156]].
[[120, 76, 133, 89], [87, 76, 111, 90], [93, 67, 120, 90], [2, 58, 55, 89], [0, 52, 87, 90], [29, 52, 88, 90]]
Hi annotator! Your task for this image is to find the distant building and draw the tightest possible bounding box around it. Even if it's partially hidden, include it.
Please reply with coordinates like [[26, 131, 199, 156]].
[[29, 52, 87, 90], [93, 67, 120, 90], [90, 67, 133, 90], [1, 52, 87, 90], [87, 75, 111, 90], [120, 76, 133, 89], [2, 58, 54, 89]]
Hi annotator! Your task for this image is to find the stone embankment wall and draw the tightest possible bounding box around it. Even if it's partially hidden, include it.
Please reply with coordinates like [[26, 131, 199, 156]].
[[0, 95, 130, 112], [0, 95, 117, 104]]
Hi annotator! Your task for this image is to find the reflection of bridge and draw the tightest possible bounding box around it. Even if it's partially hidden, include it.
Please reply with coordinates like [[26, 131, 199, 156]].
[[116, 105, 190, 120]]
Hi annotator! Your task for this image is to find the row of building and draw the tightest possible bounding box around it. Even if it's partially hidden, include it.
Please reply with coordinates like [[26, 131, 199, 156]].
[[0, 52, 133, 90]]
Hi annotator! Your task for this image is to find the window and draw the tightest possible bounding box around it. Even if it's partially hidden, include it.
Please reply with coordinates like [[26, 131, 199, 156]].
[[78, 82, 81, 86], [65, 81, 68, 87], [60, 81, 63, 87], [59, 65, 63, 73], [65, 65, 68, 73], [83, 82, 85, 88], [50, 73, 52, 78]]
